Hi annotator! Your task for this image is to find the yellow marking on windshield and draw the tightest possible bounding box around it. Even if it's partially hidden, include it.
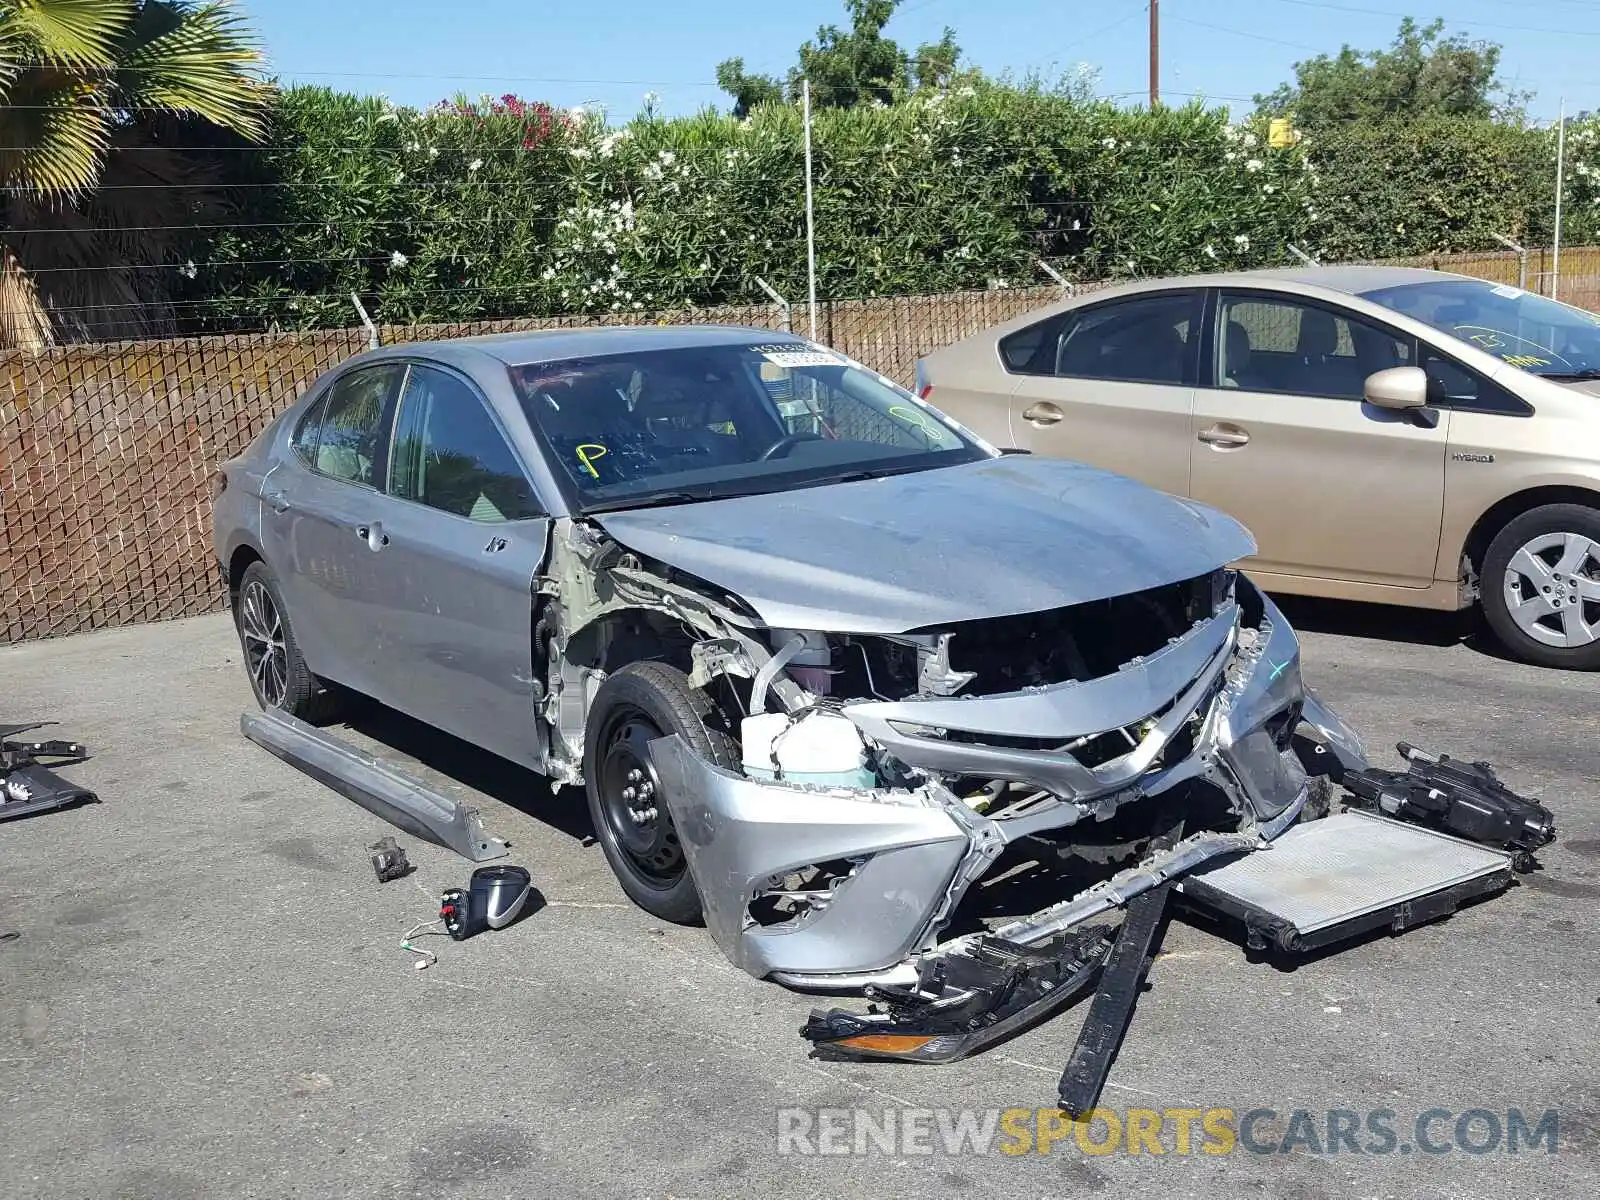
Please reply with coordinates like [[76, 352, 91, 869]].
[[576, 443, 608, 480], [888, 404, 949, 445]]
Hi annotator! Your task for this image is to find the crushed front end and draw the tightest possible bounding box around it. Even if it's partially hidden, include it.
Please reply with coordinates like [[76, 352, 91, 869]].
[[647, 568, 1370, 987]]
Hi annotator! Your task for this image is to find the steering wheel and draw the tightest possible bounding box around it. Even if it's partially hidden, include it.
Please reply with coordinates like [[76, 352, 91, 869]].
[[758, 432, 824, 461]]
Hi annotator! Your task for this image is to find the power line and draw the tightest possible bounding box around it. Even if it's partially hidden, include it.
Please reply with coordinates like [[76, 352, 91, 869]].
[[1168, 15, 1325, 54], [1258, 0, 1600, 37]]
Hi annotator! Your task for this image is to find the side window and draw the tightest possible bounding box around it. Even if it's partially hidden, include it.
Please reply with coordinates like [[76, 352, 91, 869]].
[[389, 365, 543, 523], [310, 365, 404, 485], [1054, 293, 1198, 385], [1217, 294, 1411, 399], [1421, 349, 1531, 416], [289, 393, 328, 466], [999, 313, 1069, 375]]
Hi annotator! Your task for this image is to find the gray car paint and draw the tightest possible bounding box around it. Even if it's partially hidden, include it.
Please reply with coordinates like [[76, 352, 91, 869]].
[[648, 735, 972, 977], [595, 456, 1256, 633]]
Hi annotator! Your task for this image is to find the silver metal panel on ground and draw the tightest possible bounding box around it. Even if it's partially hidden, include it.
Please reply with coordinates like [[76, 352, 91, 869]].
[[241, 710, 509, 863], [1181, 811, 1510, 934]]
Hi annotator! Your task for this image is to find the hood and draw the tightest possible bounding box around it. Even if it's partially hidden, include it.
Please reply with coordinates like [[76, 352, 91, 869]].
[[594, 456, 1256, 633], [1555, 378, 1600, 399]]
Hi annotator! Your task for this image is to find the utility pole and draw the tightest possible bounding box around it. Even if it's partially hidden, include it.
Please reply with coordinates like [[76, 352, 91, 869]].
[[1148, 0, 1160, 108]]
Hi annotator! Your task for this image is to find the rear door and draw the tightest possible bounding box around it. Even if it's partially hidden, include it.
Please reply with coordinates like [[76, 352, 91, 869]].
[[263, 363, 407, 695], [1003, 289, 1202, 496], [364, 362, 551, 769], [1189, 289, 1449, 587]]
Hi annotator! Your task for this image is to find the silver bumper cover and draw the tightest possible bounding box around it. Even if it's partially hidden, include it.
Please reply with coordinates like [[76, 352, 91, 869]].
[[653, 581, 1370, 982]]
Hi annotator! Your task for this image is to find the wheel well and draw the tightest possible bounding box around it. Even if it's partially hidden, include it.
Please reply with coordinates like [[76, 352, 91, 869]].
[[1462, 486, 1600, 575], [227, 545, 262, 603]]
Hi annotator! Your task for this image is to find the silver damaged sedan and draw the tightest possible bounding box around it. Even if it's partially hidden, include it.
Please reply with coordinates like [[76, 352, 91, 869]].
[[211, 326, 1368, 1002]]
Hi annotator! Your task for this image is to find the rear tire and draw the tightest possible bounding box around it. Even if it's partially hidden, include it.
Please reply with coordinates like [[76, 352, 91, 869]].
[[1480, 504, 1600, 670], [234, 560, 344, 722], [582, 662, 739, 924]]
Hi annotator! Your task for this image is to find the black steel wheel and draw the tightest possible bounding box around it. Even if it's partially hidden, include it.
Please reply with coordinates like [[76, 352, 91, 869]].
[[582, 661, 739, 923]]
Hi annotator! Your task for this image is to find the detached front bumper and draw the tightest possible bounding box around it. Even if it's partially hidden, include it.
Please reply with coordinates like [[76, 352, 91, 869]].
[[650, 580, 1371, 984]]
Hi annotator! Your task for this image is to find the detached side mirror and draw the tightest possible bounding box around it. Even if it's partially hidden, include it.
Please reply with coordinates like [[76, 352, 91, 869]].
[[1363, 365, 1429, 411]]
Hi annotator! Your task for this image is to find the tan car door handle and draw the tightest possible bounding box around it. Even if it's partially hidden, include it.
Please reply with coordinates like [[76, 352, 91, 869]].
[[1197, 423, 1250, 449], [1022, 401, 1064, 426]]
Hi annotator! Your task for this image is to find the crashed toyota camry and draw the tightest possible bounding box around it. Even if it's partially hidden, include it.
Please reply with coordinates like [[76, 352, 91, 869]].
[[213, 326, 1554, 1097]]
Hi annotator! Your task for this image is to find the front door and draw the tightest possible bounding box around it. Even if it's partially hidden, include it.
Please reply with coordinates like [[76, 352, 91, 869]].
[[1004, 289, 1202, 497], [364, 362, 551, 769], [1189, 290, 1449, 587]]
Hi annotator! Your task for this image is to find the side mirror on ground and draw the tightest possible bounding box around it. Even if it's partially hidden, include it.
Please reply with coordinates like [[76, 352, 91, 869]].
[[1363, 365, 1430, 411]]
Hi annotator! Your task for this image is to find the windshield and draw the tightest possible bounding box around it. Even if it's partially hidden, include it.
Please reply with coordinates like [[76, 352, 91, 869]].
[[508, 340, 990, 509], [1363, 278, 1600, 378]]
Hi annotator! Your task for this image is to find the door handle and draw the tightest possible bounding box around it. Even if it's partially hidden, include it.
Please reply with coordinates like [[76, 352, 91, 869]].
[[1197, 424, 1251, 449], [264, 490, 291, 514], [355, 522, 390, 550], [1022, 401, 1064, 427]]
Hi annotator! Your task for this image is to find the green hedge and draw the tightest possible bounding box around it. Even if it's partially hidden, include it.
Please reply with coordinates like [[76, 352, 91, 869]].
[[176, 82, 1589, 332]]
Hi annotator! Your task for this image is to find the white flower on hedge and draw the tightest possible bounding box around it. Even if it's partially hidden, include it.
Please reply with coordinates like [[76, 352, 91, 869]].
[[570, 146, 591, 158], [428, 147, 439, 159], [1225, 150, 1237, 162], [179, 260, 198, 279], [1102, 137, 1117, 149], [1263, 183, 1276, 194], [468, 158, 483, 173], [1245, 158, 1263, 172], [389, 250, 408, 268], [1204, 243, 1217, 259], [1234, 234, 1250, 249], [658, 149, 676, 166], [541, 267, 556, 280], [1242, 131, 1258, 148], [1221, 124, 1240, 142]]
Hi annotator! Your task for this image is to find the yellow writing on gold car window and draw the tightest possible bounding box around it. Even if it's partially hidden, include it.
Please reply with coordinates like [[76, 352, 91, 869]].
[[576, 443, 608, 480]]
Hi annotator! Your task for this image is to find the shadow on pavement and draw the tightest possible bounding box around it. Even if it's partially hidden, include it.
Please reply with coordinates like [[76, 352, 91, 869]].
[[341, 699, 597, 845], [1267, 591, 1515, 659]]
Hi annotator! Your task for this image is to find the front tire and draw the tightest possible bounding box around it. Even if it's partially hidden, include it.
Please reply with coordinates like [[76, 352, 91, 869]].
[[234, 560, 343, 722], [582, 662, 739, 924], [1480, 503, 1600, 670]]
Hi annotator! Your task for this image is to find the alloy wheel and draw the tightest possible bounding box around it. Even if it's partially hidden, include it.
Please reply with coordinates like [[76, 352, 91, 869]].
[[1501, 531, 1600, 649], [240, 580, 290, 707]]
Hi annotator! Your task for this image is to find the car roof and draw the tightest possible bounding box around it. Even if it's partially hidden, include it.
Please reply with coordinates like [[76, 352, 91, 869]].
[[361, 323, 803, 369], [1078, 263, 1464, 299]]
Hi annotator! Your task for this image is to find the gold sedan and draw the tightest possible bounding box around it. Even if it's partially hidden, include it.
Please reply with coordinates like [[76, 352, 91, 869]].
[[920, 266, 1600, 668]]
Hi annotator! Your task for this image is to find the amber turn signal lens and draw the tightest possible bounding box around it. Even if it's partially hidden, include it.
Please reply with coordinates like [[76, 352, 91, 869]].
[[833, 1034, 938, 1054]]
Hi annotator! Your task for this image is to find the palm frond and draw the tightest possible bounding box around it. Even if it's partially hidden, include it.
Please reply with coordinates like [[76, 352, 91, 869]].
[[2, 0, 132, 71], [116, 1, 270, 140], [0, 75, 110, 196], [0, 245, 56, 351]]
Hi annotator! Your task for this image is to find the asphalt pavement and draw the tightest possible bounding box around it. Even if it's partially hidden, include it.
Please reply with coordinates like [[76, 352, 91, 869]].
[[2, 601, 1596, 1199]]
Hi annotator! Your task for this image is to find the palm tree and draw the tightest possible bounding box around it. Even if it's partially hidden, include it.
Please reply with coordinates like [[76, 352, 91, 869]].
[[0, 1, 271, 348]]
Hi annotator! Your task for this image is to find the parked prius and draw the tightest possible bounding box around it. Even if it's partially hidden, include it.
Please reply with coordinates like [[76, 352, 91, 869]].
[[919, 266, 1600, 669], [212, 325, 1380, 987]]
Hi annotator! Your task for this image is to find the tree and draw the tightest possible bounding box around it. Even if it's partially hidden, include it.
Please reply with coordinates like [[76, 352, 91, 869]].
[[0, 0, 271, 348], [1255, 17, 1526, 131], [714, 0, 966, 114], [715, 57, 783, 120]]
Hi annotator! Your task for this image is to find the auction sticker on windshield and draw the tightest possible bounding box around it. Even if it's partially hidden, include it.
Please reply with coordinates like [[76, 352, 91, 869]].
[[751, 343, 847, 367]]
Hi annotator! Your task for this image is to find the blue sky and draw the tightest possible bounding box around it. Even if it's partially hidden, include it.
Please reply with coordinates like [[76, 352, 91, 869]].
[[249, 0, 1597, 124]]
